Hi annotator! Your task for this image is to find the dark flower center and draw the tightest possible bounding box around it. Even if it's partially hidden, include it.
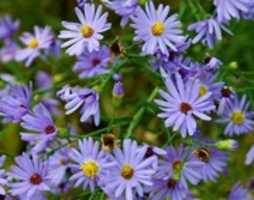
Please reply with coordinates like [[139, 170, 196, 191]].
[[180, 102, 192, 114], [0, 195, 5, 200], [110, 42, 121, 55], [91, 58, 101, 66], [44, 125, 55, 134], [221, 87, 232, 98], [30, 173, 43, 185], [193, 148, 211, 162], [145, 147, 154, 158], [167, 178, 177, 189], [121, 164, 134, 180], [172, 160, 182, 171], [102, 135, 114, 146], [204, 56, 212, 64]]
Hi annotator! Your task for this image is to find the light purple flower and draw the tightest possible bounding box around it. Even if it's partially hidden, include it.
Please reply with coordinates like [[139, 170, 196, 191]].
[[69, 138, 116, 191], [227, 182, 252, 200], [192, 147, 228, 181], [21, 103, 57, 153], [155, 73, 215, 137], [104, 0, 138, 27], [16, 26, 53, 66], [0, 156, 7, 195], [131, 1, 186, 56], [35, 70, 52, 90], [9, 153, 51, 200], [49, 147, 71, 186], [103, 139, 156, 200], [155, 145, 203, 186], [62, 86, 100, 126], [188, 17, 232, 48], [0, 84, 32, 123], [148, 178, 191, 200], [0, 41, 19, 63], [0, 16, 19, 40], [59, 4, 111, 56], [218, 95, 254, 136], [214, 0, 251, 22], [74, 46, 110, 78], [245, 145, 254, 165]]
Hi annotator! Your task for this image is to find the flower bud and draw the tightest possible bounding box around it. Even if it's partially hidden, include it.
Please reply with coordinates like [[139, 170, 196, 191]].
[[214, 139, 238, 151]]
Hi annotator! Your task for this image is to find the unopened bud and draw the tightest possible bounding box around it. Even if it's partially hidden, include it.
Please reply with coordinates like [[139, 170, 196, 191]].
[[215, 139, 238, 151]]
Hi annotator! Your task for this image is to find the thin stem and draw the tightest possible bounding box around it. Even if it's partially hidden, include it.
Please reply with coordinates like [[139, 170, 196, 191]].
[[124, 87, 159, 138]]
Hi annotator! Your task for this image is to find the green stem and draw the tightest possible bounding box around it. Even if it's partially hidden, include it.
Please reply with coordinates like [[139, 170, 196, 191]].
[[124, 87, 159, 138]]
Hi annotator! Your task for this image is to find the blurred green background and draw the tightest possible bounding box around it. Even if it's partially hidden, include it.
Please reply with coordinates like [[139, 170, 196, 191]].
[[0, 0, 254, 199]]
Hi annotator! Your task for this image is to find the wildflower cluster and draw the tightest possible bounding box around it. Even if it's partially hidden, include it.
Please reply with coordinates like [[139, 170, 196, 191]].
[[0, 0, 253, 199]]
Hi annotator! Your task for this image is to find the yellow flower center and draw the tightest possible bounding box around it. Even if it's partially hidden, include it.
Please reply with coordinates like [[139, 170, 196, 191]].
[[28, 38, 39, 49], [121, 164, 134, 180], [80, 160, 100, 178], [151, 21, 165, 36], [80, 24, 94, 38], [199, 86, 208, 97], [231, 111, 245, 125]]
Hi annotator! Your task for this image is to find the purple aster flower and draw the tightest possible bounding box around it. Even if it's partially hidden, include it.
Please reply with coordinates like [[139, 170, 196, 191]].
[[69, 137, 116, 191], [74, 46, 110, 78], [113, 81, 124, 97], [9, 153, 51, 200], [245, 145, 254, 165], [0, 41, 19, 63], [59, 4, 111, 56], [62, 86, 100, 126], [0, 84, 32, 123], [214, 0, 251, 22], [57, 84, 73, 102], [218, 95, 254, 136], [228, 182, 252, 200], [103, 0, 138, 27], [0, 156, 7, 196], [203, 56, 222, 74], [15, 26, 53, 66], [192, 146, 228, 181], [21, 103, 57, 153], [131, 1, 186, 56], [46, 39, 61, 58], [241, 2, 254, 19], [103, 139, 156, 200], [0, 16, 19, 40], [148, 178, 191, 200], [188, 17, 232, 48], [155, 145, 203, 186], [35, 71, 52, 90], [49, 147, 71, 186], [155, 73, 215, 137]]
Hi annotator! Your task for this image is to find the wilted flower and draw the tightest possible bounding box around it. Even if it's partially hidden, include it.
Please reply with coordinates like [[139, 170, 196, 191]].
[[131, 1, 186, 56], [0, 84, 32, 123], [69, 138, 116, 191], [74, 46, 110, 78], [16, 26, 53, 66], [188, 17, 232, 48], [59, 4, 111, 56], [21, 103, 57, 153], [62, 86, 100, 126], [155, 73, 215, 137], [9, 153, 51, 200]]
